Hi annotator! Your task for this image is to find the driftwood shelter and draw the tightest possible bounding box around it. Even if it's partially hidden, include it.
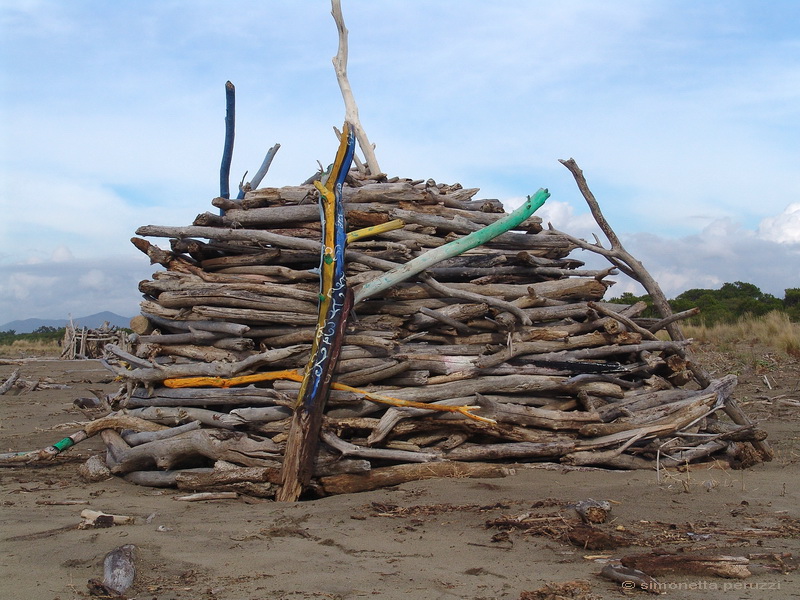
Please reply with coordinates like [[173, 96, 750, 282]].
[[3, 2, 772, 503]]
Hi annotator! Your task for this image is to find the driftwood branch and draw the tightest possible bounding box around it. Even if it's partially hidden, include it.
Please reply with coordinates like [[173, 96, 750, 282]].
[[330, 0, 381, 175], [558, 158, 711, 387], [245, 143, 281, 193], [220, 81, 235, 200]]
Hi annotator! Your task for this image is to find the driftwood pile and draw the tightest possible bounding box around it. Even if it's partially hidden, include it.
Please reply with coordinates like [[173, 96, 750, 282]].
[[61, 322, 130, 360], [94, 168, 771, 499], [0, 2, 770, 503]]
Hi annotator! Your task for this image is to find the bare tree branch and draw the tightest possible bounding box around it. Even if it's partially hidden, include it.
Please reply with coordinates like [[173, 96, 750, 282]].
[[558, 158, 709, 384], [331, 0, 382, 176]]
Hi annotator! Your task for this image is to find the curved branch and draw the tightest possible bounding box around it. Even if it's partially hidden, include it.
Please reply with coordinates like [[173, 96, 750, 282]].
[[330, 0, 381, 176], [558, 160, 690, 346]]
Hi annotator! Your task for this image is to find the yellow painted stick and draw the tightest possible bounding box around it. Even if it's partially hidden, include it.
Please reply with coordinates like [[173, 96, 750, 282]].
[[346, 219, 405, 243], [162, 370, 494, 423]]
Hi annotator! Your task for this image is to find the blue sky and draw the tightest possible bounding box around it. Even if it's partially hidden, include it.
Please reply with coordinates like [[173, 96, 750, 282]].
[[1, 0, 798, 323]]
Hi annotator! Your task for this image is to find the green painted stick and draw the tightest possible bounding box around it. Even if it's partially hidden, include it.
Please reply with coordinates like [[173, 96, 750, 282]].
[[353, 188, 550, 304]]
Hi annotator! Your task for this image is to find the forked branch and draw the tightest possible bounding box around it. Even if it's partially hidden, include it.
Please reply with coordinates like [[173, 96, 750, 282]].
[[331, 0, 382, 176], [556, 158, 711, 385]]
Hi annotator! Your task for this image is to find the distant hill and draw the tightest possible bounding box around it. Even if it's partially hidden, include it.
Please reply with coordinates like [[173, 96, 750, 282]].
[[0, 311, 132, 334]]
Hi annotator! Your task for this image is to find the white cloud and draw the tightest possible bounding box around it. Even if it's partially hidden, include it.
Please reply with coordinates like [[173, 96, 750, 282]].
[[79, 269, 109, 290], [2, 271, 58, 303], [51, 245, 74, 262], [612, 219, 799, 299], [758, 203, 800, 243], [0, 256, 153, 323]]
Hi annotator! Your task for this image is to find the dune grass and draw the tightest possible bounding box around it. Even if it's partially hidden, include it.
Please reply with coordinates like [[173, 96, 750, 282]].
[[0, 339, 61, 358], [683, 311, 800, 358]]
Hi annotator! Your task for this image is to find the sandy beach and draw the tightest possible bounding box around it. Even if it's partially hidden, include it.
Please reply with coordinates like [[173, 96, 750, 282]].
[[1, 355, 798, 599]]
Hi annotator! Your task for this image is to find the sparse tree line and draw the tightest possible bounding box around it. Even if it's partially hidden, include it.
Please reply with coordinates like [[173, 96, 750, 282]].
[[610, 282, 800, 325], [0, 326, 65, 346]]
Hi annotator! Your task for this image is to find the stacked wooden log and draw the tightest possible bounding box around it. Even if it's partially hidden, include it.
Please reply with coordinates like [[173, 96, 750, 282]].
[[100, 172, 768, 498]]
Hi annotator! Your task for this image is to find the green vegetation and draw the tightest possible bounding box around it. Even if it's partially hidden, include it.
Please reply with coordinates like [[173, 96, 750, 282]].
[[0, 327, 63, 358], [0, 326, 65, 346], [609, 282, 799, 325]]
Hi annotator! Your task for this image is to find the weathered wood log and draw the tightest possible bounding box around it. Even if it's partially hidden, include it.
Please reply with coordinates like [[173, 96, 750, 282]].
[[596, 388, 696, 422], [721, 395, 773, 461], [0, 369, 20, 395], [410, 303, 488, 331], [365, 374, 623, 404], [127, 386, 290, 407], [174, 461, 282, 488], [561, 448, 654, 469], [140, 312, 250, 336], [200, 249, 281, 269], [379, 278, 608, 303], [138, 343, 243, 363], [135, 330, 220, 345], [184, 305, 318, 325], [335, 360, 410, 387], [475, 395, 602, 430], [321, 430, 439, 463], [382, 370, 430, 387], [101, 429, 131, 469], [420, 274, 532, 325], [87, 544, 136, 598], [335, 357, 389, 374], [332, 414, 564, 445], [475, 332, 642, 369], [621, 552, 752, 579], [318, 461, 514, 495], [208, 265, 320, 281], [313, 457, 372, 477], [105, 345, 308, 383], [125, 406, 244, 429], [575, 393, 719, 451], [157, 288, 318, 313], [365, 395, 582, 446], [123, 468, 214, 487], [662, 440, 729, 464], [121, 420, 202, 446], [588, 376, 736, 432], [136, 223, 322, 251], [443, 440, 576, 461], [600, 564, 660, 592], [513, 340, 692, 364], [229, 406, 293, 422], [108, 429, 281, 474]]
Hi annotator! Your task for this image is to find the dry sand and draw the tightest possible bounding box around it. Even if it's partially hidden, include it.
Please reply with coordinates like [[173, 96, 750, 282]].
[[1, 354, 798, 600]]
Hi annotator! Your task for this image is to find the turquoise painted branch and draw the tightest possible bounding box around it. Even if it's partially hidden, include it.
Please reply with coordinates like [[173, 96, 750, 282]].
[[353, 188, 550, 304]]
